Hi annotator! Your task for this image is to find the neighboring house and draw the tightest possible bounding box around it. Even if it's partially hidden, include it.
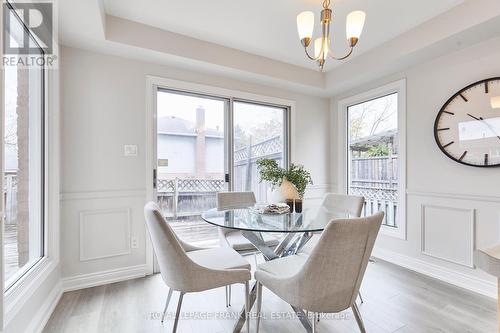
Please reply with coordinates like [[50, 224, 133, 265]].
[[157, 111, 224, 178]]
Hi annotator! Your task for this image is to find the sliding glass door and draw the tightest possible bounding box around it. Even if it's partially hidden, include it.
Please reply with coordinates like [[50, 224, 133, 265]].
[[154, 89, 290, 246], [155, 89, 229, 247], [233, 101, 289, 203]]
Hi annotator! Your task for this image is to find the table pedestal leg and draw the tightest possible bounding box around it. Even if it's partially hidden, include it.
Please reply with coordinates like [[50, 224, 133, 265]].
[[231, 231, 313, 333]]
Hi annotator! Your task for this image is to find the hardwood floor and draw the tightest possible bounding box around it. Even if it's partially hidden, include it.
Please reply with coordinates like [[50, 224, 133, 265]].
[[43, 258, 496, 333]]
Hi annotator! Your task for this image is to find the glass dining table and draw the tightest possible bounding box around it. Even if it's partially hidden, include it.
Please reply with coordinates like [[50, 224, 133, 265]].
[[201, 205, 350, 333]]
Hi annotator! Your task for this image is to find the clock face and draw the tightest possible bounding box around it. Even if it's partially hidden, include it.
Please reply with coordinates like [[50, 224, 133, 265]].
[[434, 77, 500, 167]]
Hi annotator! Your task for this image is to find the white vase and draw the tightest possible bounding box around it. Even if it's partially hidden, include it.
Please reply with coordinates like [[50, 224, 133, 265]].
[[266, 179, 299, 203]]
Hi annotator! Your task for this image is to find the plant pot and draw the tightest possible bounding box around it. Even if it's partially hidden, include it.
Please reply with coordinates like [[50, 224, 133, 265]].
[[294, 198, 303, 213], [267, 178, 299, 203]]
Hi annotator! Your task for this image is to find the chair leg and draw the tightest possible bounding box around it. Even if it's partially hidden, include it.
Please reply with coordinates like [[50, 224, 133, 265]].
[[311, 312, 316, 333], [224, 285, 232, 307], [358, 291, 364, 303], [172, 292, 184, 333], [351, 303, 366, 333], [245, 281, 250, 333], [256, 282, 263, 333], [161, 288, 174, 323]]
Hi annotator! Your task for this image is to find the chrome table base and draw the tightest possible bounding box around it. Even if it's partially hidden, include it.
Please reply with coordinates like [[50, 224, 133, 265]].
[[231, 230, 313, 333]]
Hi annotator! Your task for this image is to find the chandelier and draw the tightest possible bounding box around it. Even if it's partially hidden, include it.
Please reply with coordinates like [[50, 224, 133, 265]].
[[297, 0, 366, 70]]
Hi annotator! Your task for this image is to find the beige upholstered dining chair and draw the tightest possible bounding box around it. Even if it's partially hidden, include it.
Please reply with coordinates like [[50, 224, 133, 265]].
[[144, 202, 251, 333], [323, 192, 365, 216], [299, 193, 364, 255], [255, 211, 384, 333], [217, 191, 279, 306], [299, 193, 366, 305]]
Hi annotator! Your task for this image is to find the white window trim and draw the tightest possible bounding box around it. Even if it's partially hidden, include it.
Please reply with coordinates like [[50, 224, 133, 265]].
[[145, 75, 296, 274], [337, 79, 407, 240], [3, 63, 60, 327]]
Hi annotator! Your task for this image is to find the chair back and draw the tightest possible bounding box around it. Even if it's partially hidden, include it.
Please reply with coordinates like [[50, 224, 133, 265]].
[[217, 192, 256, 210], [297, 211, 384, 313], [143, 202, 196, 291], [321, 193, 364, 217]]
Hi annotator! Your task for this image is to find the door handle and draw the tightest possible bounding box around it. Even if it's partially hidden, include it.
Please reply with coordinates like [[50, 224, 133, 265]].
[[153, 169, 157, 189]]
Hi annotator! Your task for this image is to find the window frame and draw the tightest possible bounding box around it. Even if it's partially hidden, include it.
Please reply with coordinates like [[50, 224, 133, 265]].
[[2, 0, 59, 328], [337, 79, 407, 239], [3, 0, 47, 290], [145, 76, 295, 273]]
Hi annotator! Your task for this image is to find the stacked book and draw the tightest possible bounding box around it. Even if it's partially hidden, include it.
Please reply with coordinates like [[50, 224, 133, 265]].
[[253, 203, 290, 215]]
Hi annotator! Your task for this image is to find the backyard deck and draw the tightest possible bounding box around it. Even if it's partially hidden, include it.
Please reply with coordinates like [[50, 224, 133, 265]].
[[169, 217, 220, 247]]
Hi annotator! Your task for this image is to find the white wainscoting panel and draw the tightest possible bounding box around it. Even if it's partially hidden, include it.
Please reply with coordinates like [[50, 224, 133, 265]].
[[421, 204, 475, 268], [79, 208, 132, 261]]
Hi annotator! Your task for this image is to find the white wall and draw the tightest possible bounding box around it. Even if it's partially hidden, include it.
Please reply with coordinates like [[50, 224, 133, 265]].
[[332, 36, 500, 298], [59, 46, 331, 282]]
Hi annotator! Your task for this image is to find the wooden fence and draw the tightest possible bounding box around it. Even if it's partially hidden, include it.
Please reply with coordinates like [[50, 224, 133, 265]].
[[155, 139, 399, 228], [350, 156, 399, 227], [233, 136, 282, 203]]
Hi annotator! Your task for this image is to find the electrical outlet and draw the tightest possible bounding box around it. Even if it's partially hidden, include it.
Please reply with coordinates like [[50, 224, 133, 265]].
[[131, 237, 139, 249]]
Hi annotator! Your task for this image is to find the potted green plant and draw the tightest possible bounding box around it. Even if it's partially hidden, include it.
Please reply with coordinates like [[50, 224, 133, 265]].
[[256, 159, 313, 205]]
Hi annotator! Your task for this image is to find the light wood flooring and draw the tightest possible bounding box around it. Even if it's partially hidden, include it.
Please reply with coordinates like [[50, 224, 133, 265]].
[[43, 258, 496, 333]]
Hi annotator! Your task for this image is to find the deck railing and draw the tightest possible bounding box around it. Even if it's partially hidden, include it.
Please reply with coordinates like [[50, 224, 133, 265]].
[[3, 172, 17, 225], [157, 178, 225, 218]]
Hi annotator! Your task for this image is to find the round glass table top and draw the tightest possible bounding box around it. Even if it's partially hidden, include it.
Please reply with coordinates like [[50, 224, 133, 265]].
[[201, 205, 350, 233]]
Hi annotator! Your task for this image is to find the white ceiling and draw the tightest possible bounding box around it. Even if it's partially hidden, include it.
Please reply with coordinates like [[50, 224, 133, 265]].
[[103, 0, 465, 70]]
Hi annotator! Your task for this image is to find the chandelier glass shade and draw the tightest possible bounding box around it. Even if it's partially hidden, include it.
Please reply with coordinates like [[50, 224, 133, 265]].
[[297, 0, 365, 70]]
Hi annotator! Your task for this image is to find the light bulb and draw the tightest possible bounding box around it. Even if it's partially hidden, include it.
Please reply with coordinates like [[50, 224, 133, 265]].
[[346, 11, 365, 46], [491, 96, 500, 109], [297, 11, 314, 42], [314, 37, 328, 60]]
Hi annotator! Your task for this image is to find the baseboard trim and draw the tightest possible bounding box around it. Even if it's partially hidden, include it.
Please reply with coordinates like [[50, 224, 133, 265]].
[[62, 264, 148, 292], [372, 247, 497, 299], [27, 281, 63, 333]]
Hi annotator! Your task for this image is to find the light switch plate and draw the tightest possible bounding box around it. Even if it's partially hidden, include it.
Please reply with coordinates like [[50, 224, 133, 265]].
[[124, 145, 138, 157]]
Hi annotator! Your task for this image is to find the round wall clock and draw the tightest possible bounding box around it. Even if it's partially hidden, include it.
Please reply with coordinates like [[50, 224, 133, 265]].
[[434, 77, 500, 167]]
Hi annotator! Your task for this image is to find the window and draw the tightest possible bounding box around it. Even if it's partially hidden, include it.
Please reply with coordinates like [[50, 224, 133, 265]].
[[339, 80, 406, 239], [3, 6, 46, 288], [153, 86, 291, 246], [233, 101, 289, 203]]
